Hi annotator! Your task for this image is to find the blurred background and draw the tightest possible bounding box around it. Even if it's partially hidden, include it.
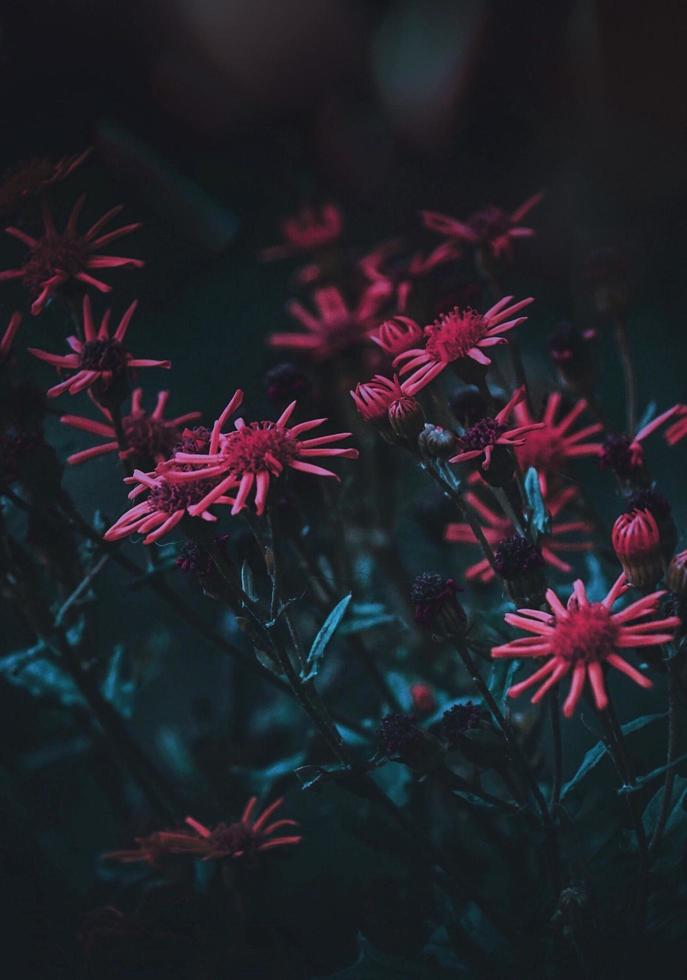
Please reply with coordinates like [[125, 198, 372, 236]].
[[2, 0, 687, 975]]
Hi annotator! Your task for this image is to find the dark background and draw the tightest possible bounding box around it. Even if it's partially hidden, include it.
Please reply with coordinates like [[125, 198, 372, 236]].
[[2, 0, 687, 975]]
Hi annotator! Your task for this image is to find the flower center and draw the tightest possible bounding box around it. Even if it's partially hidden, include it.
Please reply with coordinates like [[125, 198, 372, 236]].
[[222, 423, 298, 475], [79, 339, 129, 374], [208, 821, 255, 855], [553, 604, 618, 664], [23, 234, 89, 293], [600, 434, 643, 477], [424, 308, 486, 363], [124, 415, 177, 460], [149, 476, 214, 514], [459, 417, 505, 451]]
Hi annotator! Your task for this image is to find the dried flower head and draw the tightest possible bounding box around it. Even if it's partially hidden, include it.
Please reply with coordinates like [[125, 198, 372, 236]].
[[449, 385, 544, 473], [492, 574, 680, 717], [106, 796, 301, 864], [0, 196, 143, 314], [0, 148, 91, 220], [439, 702, 484, 747], [394, 296, 533, 395], [600, 406, 680, 482], [28, 296, 170, 399], [411, 572, 467, 638]]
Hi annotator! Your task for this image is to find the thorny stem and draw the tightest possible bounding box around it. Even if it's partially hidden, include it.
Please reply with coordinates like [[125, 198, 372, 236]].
[[649, 656, 677, 856], [613, 313, 637, 436]]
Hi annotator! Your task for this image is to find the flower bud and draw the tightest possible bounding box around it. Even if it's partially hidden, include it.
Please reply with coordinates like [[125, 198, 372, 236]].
[[377, 713, 442, 772], [410, 572, 467, 639], [388, 395, 425, 446], [624, 488, 676, 561], [417, 424, 458, 459], [410, 683, 436, 716], [440, 703, 505, 769], [493, 533, 546, 606], [612, 509, 665, 589], [666, 550, 687, 599]]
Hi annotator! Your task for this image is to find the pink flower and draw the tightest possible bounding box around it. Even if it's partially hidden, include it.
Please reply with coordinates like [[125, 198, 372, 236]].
[[664, 405, 687, 446], [350, 374, 409, 423], [104, 421, 235, 545], [163, 391, 358, 517], [421, 192, 544, 259], [359, 239, 461, 311], [511, 392, 603, 487], [0, 312, 22, 362], [0, 196, 143, 314], [106, 796, 301, 864], [394, 296, 533, 395], [261, 203, 343, 261], [368, 316, 423, 356], [449, 385, 544, 470], [492, 574, 680, 718], [600, 405, 681, 479], [0, 148, 91, 220], [61, 388, 201, 466], [28, 296, 170, 398], [445, 477, 593, 582], [269, 283, 390, 361]]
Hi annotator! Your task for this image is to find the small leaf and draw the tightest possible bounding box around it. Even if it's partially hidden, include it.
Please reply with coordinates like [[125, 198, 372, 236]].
[[637, 401, 657, 433], [240, 560, 258, 602], [523, 467, 551, 537], [339, 602, 399, 635], [101, 645, 135, 718], [0, 642, 82, 707], [302, 593, 352, 681]]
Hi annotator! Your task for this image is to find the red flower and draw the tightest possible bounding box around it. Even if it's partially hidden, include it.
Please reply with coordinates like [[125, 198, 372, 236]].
[[0, 148, 91, 220], [421, 192, 544, 259], [492, 574, 680, 718], [164, 391, 358, 517], [269, 283, 389, 361], [350, 374, 409, 424], [0, 196, 143, 314], [359, 239, 461, 311], [510, 392, 603, 487], [0, 312, 22, 363], [106, 796, 301, 864], [368, 316, 423, 356], [394, 295, 533, 395], [445, 477, 593, 582], [61, 388, 201, 466], [28, 296, 170, 398], [449, 385, 544, 470]]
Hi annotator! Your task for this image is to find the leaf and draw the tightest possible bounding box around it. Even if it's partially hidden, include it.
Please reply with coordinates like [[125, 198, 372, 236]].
[[240, 560, 258, 602], [101, 645, 135, 718], [302, 593, 352, 681], [561, 712, 666, 802], [0, 642, 82, 707], [618, 750, 687, 794], [523, 466, 551, 537], [339, 602, 399, 635], [637, 401, 657, 433]]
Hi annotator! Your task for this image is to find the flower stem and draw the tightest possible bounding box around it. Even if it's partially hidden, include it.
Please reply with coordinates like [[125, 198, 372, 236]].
[[425, 462, 497, 573], [649, 656, 677, 856], [613, 313, 637, 436], [550, 689, 563, 817]]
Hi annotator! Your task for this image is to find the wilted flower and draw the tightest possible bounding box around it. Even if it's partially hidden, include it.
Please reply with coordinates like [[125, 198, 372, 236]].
[[445, 478, 593, 582], [106, 796, 301, 863], [394, 296, 533, 395], [439, 702, 484, 747], [0, 148, 91, 220], [612, 509, 665, 589], [492, 574, 680, 717], [28, 296, 169, 398], [164, 391, 358, 517], [421, 192, 543, 259], [269, 283, 389, 360], [0, 196, 143, 314], [449, 385, 544, 474], [61, 388, 201, 466]]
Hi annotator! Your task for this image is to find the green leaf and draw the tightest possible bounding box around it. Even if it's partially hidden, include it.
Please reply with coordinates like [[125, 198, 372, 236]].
[[101, 645, 135, 718], [240, 560, 258, 601], [302, 593, 352, 681], [0, 642, 82, 707], [339, 601, 399, 635], [523, 467, 550, 537], [618, 751, 687, 794]]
